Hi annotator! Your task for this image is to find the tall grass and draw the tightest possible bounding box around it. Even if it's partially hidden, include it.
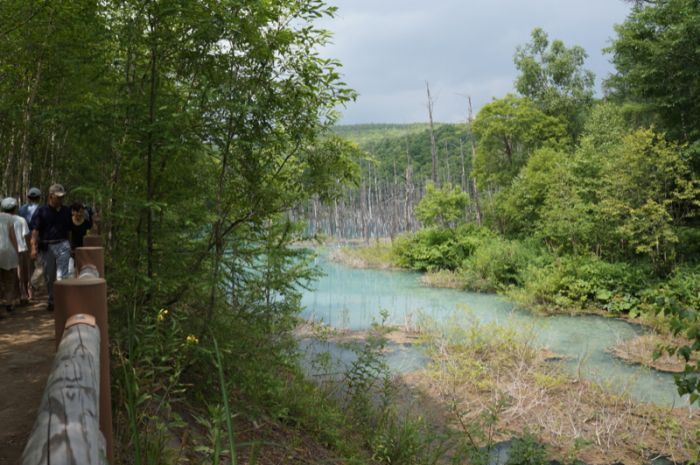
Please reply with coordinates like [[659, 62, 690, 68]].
[[211, 334, 239, 465]]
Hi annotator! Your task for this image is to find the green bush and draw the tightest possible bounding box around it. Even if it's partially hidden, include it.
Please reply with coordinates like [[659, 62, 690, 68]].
[[370, 408, 444, 465], [640, 265, 700, 403], [461, 237, 540, 292], [393, 225, 491, 272], [520, 254, 651, 312], [504, 431, 547, 465], [642, 265, 700, 313], [675, 226, 700, 262]]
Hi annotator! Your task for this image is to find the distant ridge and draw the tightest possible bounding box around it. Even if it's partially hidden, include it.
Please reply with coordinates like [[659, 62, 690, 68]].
[[332, 123, 445, 147]]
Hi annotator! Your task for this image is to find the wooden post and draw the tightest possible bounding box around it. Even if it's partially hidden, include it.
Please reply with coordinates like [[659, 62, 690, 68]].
[[83, 235, 103, 247], [21, 315, 106, 465], [75, 246, 105, 277], [54, 276, 113, 464]]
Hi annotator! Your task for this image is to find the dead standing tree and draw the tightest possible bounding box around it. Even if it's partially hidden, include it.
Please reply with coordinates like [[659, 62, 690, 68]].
[[426, 81, 439, 187], [467, 96, 483, 226]]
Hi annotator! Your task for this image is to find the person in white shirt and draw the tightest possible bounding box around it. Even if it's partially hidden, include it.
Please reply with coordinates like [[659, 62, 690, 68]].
[[0, 197, 20, 315], [4, 198, 31, 302]]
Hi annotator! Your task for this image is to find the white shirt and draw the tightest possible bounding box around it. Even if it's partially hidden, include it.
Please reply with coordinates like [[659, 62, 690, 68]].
[[0, 213, 19, 270], [13, 215, 29, 253]]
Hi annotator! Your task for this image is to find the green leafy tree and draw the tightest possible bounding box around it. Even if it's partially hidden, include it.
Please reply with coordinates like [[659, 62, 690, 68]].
[[515, 28, 595, 141], [497, 147, 568, 236], [536, 103, 629, 254], [536, 169, 602, 255], [598, 129, 699, 269], [303, 136, 362, 202], [472, 95, 567, 190], [0, 0, 360, 461], [606, 0, 700, 170], [415, 182, 469, 230]]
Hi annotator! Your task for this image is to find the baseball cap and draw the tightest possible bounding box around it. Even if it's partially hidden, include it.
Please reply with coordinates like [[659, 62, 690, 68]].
[[28, 187, 41, 198], [48, 184, 66, 197], [1, 197, 18, 211]]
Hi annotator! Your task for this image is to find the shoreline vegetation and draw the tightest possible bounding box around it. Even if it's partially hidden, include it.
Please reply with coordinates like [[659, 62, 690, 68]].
[[297, 320, 699, 464], [326, 242, 695, 378], [610, 334, 700, 374]]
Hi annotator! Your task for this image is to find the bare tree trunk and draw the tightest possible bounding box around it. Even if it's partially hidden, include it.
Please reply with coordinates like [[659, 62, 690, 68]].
[[360, 178, 368, 244], [460, 138, 469, 220], [404, 139, 414, 232], [444, 141, 451, 185], [390, 158, 398, 241], [2, 128, 16, 195], [18, 59, 43, 197], [333, 197, 340, 238], [107, 47, 135, 252], [146, 19, 158, 282], [467, 96, 482, 226], [312, 196, 319, 235], [426, 81, 439, 187], [366, 162, 372, 220]]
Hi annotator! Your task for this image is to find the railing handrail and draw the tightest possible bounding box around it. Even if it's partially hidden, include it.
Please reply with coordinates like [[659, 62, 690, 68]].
[[21, 237, 113, 464], [20, 314, 106, 465]]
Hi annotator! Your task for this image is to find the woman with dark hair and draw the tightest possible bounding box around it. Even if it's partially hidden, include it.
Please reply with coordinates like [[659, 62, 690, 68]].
[[70, 202, 92, 249]]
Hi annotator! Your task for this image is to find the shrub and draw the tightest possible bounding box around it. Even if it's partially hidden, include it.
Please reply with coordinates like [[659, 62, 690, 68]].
[[519, 254, 651, 312], [505, 431, 547, 465], [393, 224, 491, 272], [461, 237, 540, 292], [640, 265, 700, 403]]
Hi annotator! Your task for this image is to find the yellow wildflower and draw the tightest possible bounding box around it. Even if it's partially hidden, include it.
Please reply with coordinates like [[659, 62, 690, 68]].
[[186, 335, 199, 345], [157, 308, 169, 322]]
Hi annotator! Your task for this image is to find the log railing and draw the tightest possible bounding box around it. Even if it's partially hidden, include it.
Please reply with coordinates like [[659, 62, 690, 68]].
[[21, 236, 114, 465]]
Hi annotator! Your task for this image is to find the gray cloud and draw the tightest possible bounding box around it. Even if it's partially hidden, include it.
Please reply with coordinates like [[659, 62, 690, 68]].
[[318, 0, 630, 124]]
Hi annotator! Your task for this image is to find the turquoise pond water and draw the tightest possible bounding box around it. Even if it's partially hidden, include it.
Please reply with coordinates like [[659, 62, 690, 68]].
[[299, 250, 691, 408]]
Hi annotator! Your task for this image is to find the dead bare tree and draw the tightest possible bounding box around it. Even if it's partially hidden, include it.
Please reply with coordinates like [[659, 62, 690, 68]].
[[467, 96, 483, 226], [426, 81, 439, 187]]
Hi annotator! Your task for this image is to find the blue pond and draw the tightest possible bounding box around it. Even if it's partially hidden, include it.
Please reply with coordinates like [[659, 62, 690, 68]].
[[299, 250, 690, 407]]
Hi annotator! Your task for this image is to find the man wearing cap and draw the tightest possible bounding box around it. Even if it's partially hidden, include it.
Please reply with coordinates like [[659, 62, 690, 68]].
[[30, 184, 72, 312], [19, 187, 41, 225]]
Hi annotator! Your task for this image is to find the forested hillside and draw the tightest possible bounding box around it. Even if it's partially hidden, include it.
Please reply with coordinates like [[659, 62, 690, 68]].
[[333, 123, 435, 147], [295, 123, 478, 239]]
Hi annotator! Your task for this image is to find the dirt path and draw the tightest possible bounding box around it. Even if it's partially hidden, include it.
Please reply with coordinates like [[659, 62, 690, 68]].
[[0, 298, 54, 465]]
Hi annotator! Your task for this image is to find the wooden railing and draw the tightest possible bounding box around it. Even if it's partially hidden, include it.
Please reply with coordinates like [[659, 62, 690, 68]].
[[20, 236, 114, 465]]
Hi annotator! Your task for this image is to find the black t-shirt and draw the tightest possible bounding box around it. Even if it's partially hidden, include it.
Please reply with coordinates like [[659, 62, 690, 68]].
[[71, 218, 92, 248], [30, 205, 72, 242]]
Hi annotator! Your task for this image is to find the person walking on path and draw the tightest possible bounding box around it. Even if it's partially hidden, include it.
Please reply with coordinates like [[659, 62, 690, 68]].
[[70, 202, 92, 249], [30, 184, 72, 312], [0, 198, 20, 317], [18, 187, 41, 298], [19, 187, 41, 225], [5, 199, 31, 303]]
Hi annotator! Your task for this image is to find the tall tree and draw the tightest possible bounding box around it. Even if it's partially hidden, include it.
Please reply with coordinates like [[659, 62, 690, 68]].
[[514, 28, 595, 142], [606, 0, 700, 171], [472, 94, 567, 190]]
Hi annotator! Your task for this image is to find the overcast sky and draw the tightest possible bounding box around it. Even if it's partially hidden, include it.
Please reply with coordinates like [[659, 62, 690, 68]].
[[317, 0, 631, 124]]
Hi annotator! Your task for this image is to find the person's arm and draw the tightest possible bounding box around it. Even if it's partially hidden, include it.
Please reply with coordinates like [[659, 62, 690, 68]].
[[30, 229, 39, 260]]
